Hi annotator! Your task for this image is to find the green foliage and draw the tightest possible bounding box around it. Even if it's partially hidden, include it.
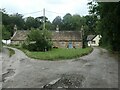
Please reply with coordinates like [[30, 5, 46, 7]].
[[52, 13, 86, 31], [45, 21, 54, 30], [7, 48, 15, 57], [0, 24, 2, 51], [25, 17, 42, 30], [84, 15, 98, 35], [22, 47, 93, 60], [24, 29, 52, 51], [2, 25, 11, 40], [1, 10, 25, 36], [2, 12, 24, 30], [9, 13, 24, 30], [62, 13, 73, 30], [99, 3, 120, 52], [88, 2, 120, 52], [52, 16, 63, 30]]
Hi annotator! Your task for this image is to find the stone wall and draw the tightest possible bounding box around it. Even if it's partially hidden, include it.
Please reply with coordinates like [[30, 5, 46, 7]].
[[53, 41, 82, 48], [11, 40, 82, 48], [11, 41, 24, 45]]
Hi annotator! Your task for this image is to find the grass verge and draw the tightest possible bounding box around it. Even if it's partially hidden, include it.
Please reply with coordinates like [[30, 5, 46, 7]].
[[9, 45, 93, 60], [24, 47, 93, 60], [7, 48, 15, 57]]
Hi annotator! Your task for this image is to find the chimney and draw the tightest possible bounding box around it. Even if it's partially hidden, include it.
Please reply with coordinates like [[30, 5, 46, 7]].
[[56, 25, 59, 32], [14, 25, 17, 32], [11, 25, 17, 40]]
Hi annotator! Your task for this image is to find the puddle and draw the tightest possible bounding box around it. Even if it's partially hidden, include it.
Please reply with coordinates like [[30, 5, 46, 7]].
[[20, 58, 25, 62], [43, 74, 85, 88], [84, 63, 93, 66], [2, 69, 15, 82]]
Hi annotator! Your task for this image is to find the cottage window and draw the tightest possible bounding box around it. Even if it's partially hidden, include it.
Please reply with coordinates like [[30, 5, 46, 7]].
[[92, 41, 95, 44], [60, 42, 65, 47], [76, 42, 79, 47], [62, 42, 64, 44], [60, 42, 64, 44], [76, 42, 79, 44]]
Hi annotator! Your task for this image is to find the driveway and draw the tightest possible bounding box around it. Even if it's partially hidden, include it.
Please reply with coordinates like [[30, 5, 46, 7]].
[[1, 46, 119, 88]]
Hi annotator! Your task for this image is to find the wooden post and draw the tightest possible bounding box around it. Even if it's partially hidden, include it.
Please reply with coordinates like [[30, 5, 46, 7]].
[[43, 8, 45, 30], [81, 25, 84, 48]]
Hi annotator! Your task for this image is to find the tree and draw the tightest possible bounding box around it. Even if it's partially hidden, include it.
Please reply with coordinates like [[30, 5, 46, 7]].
[[24, 29, 52, 51], [1, 9, 13, 35], [36, 16, 49, 30], [0, 24, 2, 51], [45, 21, 54, 30], [25, 17, 35, 30], [62, 13, 86, 31], [62, 13, 73, 30], [52, 16, 63, 30], [84, 15, 98, 35], [34, 17, 42, 28], [72, 14, 86, 30], [88, 1, 120, 52], [2, 25, 11, 40], [9, 13, 24, 30], [24, 16, 42, 30], [2, 10, 25, 36]]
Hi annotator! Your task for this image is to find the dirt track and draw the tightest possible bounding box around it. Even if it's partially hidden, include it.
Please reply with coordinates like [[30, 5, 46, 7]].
[[1, 46, 118, 88]]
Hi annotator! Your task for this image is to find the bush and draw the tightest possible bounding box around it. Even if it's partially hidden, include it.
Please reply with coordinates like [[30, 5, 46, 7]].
[[23, 29, 53, 52]]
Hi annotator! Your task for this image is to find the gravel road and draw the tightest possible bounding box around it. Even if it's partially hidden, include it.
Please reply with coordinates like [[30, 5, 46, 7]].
[[1, 46, 119, 88]]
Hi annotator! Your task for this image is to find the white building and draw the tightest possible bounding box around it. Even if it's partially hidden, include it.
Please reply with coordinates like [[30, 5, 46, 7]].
[[87, 35, 102, 46], [2, 40, 11, 44]]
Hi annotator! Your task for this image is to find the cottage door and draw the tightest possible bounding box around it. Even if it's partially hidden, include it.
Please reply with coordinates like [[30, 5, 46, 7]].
[[68, 41, 73, 48]]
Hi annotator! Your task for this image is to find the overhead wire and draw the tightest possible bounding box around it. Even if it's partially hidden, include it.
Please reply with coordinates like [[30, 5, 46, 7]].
[[45, 10, 64, 15], [22, 9, 64, 16], [23, 10, 43, 15]]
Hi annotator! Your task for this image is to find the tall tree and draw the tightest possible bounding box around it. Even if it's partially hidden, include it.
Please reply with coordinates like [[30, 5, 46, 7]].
[[2, 10, 25, 36], [25, 17, 36, 30], [72, 14, 86, 30], [88, 1, 120, 52], [2, 25, 11, 40], [9, 13, 24, 30], [45, 21, 54, 30], [84, 15, 98, 34], [62, 13, 73, 30], [52, 16, 63, 30]]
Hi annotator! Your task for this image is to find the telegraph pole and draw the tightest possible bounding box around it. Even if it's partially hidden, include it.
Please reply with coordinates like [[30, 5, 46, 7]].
[[43, 8, 45, 30], [81, 25, 85, 48]]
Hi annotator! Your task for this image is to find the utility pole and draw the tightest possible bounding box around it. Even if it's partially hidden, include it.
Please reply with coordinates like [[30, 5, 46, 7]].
[[81, 25, 85, 48], [43, 8, 45, 30]]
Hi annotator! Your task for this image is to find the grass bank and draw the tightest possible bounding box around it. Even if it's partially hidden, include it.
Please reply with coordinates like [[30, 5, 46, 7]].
[[7, 48, 15, 57], [9, 45, 93, 60], [24, 47, 93, 60]]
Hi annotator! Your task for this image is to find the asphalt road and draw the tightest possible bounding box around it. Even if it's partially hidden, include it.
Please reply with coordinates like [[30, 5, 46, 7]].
[[1, 46, 119, 88]]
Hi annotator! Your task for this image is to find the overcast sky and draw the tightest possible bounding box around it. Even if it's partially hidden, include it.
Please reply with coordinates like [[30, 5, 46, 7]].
[[1, 0, 90, 22]]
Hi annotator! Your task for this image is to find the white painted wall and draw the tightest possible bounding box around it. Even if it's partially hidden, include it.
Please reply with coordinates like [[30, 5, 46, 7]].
[[2, 40, 11, 44], [88, 35, 101, 46]]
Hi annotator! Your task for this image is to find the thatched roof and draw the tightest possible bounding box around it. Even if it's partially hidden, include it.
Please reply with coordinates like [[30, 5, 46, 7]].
[[52, 31, 82, 41], [11, 30, 29, 41], [87, 35, 96, 41], [11, 30, 82, 41]]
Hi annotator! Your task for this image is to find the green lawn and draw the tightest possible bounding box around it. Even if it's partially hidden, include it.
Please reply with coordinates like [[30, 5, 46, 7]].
[[23, 47, 93, 60]]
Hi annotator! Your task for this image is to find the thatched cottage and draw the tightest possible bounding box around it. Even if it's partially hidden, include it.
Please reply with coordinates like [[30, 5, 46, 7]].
[[11, 30, 83, 48], [87, 35, 101, 46], [52, 31, 82, 48], [11, 30, 29, 45]]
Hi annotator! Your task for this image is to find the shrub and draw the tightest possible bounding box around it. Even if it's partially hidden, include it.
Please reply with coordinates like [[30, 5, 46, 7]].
[[23, 29, 53, 51]]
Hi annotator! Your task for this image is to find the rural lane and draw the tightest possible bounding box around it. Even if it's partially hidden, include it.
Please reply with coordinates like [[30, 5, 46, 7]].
[[1, 46, 119, 88]]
